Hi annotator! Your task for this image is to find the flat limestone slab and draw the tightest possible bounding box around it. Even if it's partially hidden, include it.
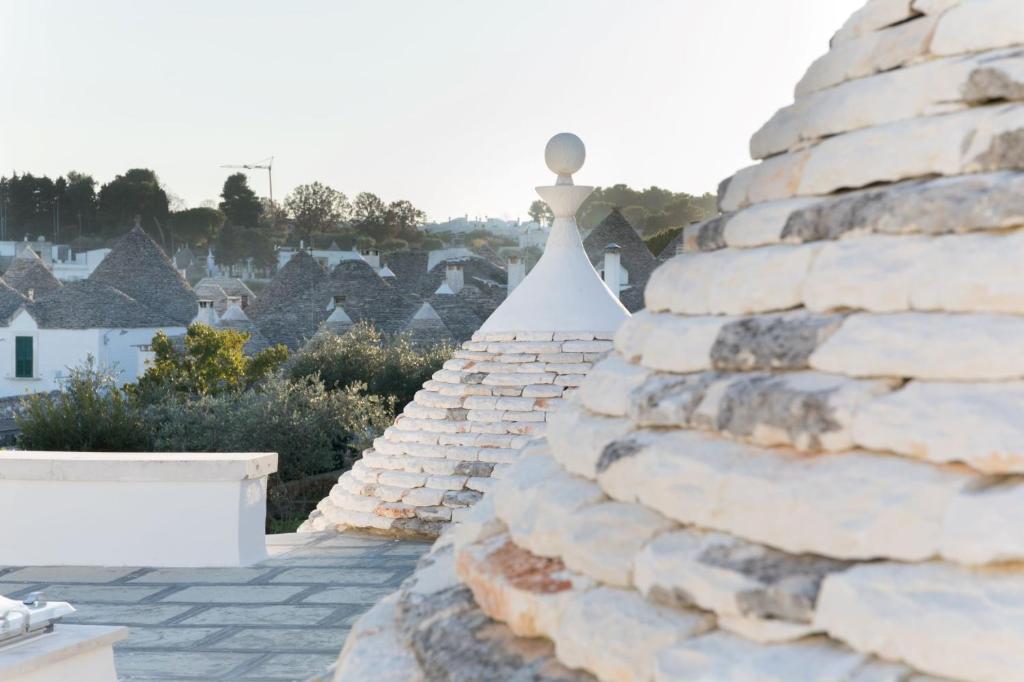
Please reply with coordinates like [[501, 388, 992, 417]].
[[0, 624, 126, 682], [0, 452, 278, 567]]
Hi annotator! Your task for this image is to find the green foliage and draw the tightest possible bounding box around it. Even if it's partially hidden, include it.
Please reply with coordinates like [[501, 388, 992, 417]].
[[420, 236, 444, 250], [97, 168, 170, 238], [137, 324, 288, 399], [285, 182, 350, 236], [378, 238, 408, 253], [215, 223, 276, 268], [144, 375, 392, 481], [219, 173, 263, 227], [528, 199, 553, 226], [645, 226, 684, 257], [0, 171, 98, 241], [529, 184, 718, 237], [288, 322, 452, 410], [350, 192, 425, 244], [168, 207, 225, 246], [16, 358, 150, 451]]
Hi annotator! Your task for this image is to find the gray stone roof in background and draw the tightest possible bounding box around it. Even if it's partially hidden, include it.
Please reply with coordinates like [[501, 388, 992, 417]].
[[250, 250, 507, 350], [89, 226, 199, 325], [2, 249, 62, 299], [26, 280, 183, 329], [583, 207, 657, 312], [0, 280, 27, 325], [196, 277, 256, 302]]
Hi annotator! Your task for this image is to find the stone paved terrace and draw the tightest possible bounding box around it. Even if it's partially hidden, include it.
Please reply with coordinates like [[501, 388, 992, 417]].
[[0, 532, 430, 681]]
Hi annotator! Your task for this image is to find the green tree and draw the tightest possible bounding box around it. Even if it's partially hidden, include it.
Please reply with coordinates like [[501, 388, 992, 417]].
[[528, 199, 553, 226], [97, 168, 169, 238], [137, 324, 288, 399], [384, 199, 425, 242], [350, 192, 388, 241], [169, 207, 225, 246], [60, 171, 99, 239], [219, 173, 262, 227], [1, 173, 58, 240], [284, 182, 350, 236]]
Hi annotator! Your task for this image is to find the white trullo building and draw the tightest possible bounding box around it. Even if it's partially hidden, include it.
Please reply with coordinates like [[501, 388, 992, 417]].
[[332, 2, 1024, 680], [301, 133, 629, 537], [0, 225, 197, 397]]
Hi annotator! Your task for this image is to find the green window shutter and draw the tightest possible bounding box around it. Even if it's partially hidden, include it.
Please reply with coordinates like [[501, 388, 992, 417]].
[[15, 336, 33, 379]]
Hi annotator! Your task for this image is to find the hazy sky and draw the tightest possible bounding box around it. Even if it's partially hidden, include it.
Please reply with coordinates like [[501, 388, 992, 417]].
[[1, 0, 863, 222]]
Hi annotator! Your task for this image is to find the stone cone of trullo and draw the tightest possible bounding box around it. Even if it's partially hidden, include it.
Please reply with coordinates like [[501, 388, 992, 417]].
[[300, 133, 629, 538], [329, 2, 1024, 680]]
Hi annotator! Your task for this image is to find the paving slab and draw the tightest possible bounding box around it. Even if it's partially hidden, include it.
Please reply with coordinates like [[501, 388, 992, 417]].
[[0, 530, 430, 680]]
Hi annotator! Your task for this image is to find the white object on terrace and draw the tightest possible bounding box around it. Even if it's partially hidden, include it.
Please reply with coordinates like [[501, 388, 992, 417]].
[[478, 133, 629, 335], [0, 622, 125, 682], [0, 452, 277, 567]]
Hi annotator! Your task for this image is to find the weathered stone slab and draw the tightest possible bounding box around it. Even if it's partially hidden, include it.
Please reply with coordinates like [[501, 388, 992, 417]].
[[581, 426, 1024, 563], [655, 631, 920, 682], [698, 372, 895, 452], [628, 372, 720, 429], [578, 355, 653, 417], [852, 380, 1024, 473], [640, 314, 730, 374], [755, 48, 1024, 159], [456, 533, 591, 639], [546, 400, 634, 479], [782, 171, 1024, 244], [492, 450, 607, 559], [930, 0, 1024, 56], [553, 586, 714, 682], [816, 561, 1024, 682], [810, 312, 1024, 380], [634, 529, 850, 630], [646, 243, 820, 315], [559, 501, 676, 587], [831, 0, 919, 47], [805, 230, 1024, 314], [720, 197, 822, 248], [722, 104, 1024, 212], [797, 15, 938, 97], [710, 312, 845, 372], [333, 593, 424, 682]]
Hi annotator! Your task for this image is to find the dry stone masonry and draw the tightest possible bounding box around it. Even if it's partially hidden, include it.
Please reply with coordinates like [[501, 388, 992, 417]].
[[331, 2, 1024, 679], [302, 133, 628, 538]]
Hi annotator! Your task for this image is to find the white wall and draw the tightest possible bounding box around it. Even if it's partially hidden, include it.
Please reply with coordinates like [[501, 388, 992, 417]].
[[0, 313, 185, 397]]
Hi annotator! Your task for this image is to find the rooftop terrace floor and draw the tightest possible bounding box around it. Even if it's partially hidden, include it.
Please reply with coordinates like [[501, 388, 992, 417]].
[[0, 531, 430, 681]]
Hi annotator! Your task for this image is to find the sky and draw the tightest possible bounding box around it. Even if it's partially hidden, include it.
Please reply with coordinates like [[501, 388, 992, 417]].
[[0, 0, 864, 223]]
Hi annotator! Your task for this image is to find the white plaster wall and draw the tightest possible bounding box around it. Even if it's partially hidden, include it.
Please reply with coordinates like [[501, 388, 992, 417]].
[[0, 313, 100, 397], [99, 326, 184, 384], [0, 477, 269, 566]]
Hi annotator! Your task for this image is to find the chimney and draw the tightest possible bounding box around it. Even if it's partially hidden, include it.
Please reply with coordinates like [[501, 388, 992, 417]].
[[26, 288, 34, 302], [506, 254, 525, 296], [445, 263, 464, 293], [361, 249, 380, 270], [603, 243, 622, 300], [194, 299, 218, 326]]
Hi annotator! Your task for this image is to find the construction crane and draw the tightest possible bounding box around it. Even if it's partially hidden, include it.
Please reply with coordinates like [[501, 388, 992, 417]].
[[221, 157, 274, 204]]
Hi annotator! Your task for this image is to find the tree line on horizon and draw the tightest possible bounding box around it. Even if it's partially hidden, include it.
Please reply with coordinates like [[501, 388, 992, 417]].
[[0, 170, 432, 267], [528, 184, 718, 237]]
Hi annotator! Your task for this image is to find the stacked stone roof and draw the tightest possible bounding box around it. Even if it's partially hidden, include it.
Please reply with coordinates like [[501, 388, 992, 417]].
[[333, 2, 1024, 680], [2, 248, 62, 298], [302, 133, 628, 539], [582, 208, 656, 313]]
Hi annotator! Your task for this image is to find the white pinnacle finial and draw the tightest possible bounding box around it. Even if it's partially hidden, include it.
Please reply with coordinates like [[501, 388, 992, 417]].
[[545, 132, 586, 185]]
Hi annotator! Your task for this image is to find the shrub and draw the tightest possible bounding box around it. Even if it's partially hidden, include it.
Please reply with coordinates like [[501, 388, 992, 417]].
[[287, 322, 452, 410], [135, 324, 288, 400], [144, 374, 392, 481], [17, 359, 151, 451]]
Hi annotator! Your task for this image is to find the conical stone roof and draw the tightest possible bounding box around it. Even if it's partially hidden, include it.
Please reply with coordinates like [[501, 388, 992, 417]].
[[300, 133, 627, 538], [89, 225, 198, 325], [333, 3, 1024, 680], [3, 248, 62, 298]]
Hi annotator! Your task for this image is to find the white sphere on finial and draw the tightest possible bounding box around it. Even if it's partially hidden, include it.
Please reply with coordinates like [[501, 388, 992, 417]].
[[545, 132, 586, 177]]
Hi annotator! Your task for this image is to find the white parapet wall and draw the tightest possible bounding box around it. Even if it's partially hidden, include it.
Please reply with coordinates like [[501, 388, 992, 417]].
[[0, 452, 278, 567]]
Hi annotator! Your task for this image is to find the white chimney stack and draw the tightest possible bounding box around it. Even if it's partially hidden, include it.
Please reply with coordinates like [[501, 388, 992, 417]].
[[361, 249, 380, 270], [603, 243, 622, 300], [445, 263, 464, 293], [506, 255, 525, 296], [194, 299, 218, 326]]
